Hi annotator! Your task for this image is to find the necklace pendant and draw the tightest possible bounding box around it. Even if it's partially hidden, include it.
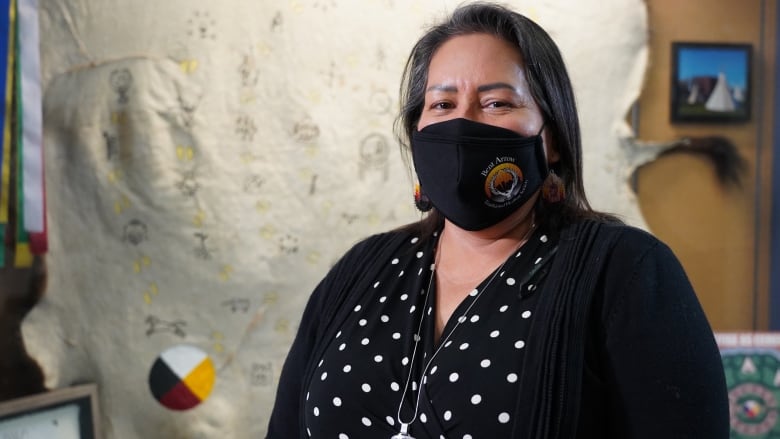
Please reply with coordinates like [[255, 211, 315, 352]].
[[391, 423, 416, 439]]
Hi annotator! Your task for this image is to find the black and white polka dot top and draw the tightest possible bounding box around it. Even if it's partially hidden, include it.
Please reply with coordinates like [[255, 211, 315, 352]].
[[304, 228, 552, 439]]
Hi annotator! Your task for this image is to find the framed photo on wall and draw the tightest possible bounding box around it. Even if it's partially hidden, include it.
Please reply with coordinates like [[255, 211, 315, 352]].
[[670, 42, 752, 123], [0, 384, 101, 439]]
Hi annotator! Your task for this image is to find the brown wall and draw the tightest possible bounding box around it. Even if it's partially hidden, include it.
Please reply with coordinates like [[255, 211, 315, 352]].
[[635, 0, 775, 330]]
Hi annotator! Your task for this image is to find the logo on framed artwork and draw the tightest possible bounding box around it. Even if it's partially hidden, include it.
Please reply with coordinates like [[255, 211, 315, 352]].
[[719, 333, 780, 438]]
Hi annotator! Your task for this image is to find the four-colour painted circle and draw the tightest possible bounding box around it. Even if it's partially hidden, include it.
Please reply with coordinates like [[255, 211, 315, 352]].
[[148, 345, 215, 410]]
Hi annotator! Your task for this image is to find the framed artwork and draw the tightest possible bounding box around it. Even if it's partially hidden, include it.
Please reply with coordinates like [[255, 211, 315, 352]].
[[716, 332, 780, 436], [670, 42, 752, 123], [0, 384, 100, 439]]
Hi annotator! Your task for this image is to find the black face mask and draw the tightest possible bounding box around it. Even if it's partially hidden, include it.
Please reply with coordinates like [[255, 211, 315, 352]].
[[412, 118, 547, 231]]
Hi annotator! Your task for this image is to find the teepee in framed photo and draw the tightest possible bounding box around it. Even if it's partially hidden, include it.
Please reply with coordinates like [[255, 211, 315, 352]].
[[670, 42, 752, 123]]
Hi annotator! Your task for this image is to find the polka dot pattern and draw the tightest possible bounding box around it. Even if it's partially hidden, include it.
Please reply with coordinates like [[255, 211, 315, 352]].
[[304, 227, 552, 438]]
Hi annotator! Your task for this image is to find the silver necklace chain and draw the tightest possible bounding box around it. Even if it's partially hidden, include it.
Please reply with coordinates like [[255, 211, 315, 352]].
[[394, 224, 536, 438]]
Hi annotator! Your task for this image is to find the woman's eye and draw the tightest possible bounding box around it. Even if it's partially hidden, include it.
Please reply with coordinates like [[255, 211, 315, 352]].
[[486, 101, 509, 108], [431, 102, 453, 110]]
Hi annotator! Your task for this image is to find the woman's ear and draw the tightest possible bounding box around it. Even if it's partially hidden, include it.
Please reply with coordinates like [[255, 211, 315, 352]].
[[544, 135, 560, 164]]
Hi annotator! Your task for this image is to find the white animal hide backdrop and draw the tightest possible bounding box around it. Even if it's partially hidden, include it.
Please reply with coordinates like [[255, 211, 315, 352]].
[[22, 0, 648, 437]]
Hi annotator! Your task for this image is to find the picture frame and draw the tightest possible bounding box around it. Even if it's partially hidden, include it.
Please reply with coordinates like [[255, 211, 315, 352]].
[[0, 384, 101, 439], [670, 42, 752, 123]]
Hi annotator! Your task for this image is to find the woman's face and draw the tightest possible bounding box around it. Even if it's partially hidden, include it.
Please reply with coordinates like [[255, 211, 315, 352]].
[[417, 33, 558, 163]]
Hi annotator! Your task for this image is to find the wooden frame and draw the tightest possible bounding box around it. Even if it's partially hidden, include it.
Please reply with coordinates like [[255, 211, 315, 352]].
[[0, 384, 100, 439], [670, 42, 752, 123]]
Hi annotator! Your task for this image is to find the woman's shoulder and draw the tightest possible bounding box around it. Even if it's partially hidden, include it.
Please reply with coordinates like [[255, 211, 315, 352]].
[[562, 218, 691, 298], [563, 218, 669, 258], [339, 226, 423, 264], [565, 220, 701, 335], [555, 218, 685, 285], [352, 227, 419, 250]]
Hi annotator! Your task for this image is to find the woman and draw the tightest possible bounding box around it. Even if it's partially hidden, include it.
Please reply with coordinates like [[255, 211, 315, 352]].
[[268, 3, 729, 438]]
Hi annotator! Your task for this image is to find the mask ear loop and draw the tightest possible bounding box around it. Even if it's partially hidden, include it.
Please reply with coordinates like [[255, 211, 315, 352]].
[[410, 123, 432, 213], [536, 122, 549, 172], [535, 122, 551, 183]]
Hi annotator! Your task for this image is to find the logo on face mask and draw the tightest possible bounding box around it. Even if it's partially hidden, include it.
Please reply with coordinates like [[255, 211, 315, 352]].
[[483, 161, 526, 207]]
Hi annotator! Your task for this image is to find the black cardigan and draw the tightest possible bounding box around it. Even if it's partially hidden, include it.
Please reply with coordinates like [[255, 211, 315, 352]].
[[267, 220, 729, 438]]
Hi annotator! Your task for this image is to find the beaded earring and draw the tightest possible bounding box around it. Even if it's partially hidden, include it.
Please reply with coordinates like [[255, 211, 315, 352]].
[[541, 170, 565, 203], [413, 182, 432, 212]]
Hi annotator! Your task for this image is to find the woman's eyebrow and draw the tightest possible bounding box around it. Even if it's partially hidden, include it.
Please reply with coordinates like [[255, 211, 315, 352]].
[[424, 82, 518, 93], [476, 82, 518, 93], [425, 84, 458, 93]]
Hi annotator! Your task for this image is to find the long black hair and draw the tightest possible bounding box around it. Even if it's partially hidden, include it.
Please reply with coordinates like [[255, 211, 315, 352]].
[[394, 2, 617, 236]]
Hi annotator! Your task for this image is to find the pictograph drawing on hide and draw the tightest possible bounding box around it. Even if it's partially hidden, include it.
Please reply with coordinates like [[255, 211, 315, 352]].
[[109, 68, 133, 105], [358, 132, 390, 181], [238, 50, 261, 104], [238, 53, 260, 88], [235, 114, 258, 141], [251, 362, 274, 387], [292, 116, 320, 143], [187, 10, 217, 41], [122, 219, 148, 246], [374, 44, 388, 70], [193, 232, 213, 260], [176, 169, 201, 198], [222, 298, 251, 313], [341, 212, 359, 225], [146, 315, 188, 338], [278, 233, 299, 255], [368, 89, 393, 115], [313, 0, 338, 12], [103, 131, 118, 161], [175, 93, 201, 130], [270, 11, 283, 31], [320, 61, 345, 88], [242, 174, 265, 194], [309, 174, 318, 195]]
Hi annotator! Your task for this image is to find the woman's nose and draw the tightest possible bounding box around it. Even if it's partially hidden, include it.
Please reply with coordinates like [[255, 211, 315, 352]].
[[451, 102, 480, 121]]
